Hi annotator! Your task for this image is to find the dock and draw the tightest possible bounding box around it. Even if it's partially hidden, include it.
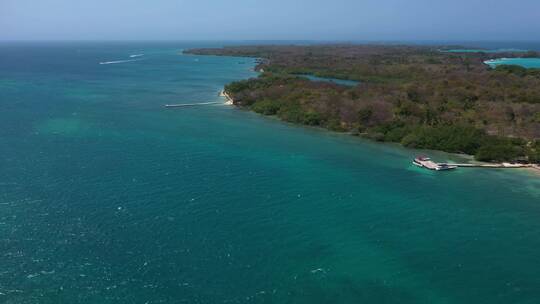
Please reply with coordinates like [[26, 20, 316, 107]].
[[164, 102, 224, 108], [413, 157, 457, 171], [442, 163, 532, 169], [413, 155, 533, 171]]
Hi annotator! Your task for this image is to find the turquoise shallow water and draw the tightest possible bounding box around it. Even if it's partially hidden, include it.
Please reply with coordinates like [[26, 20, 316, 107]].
[[1, 42, 540, 304], [485, 57, 540, 68]]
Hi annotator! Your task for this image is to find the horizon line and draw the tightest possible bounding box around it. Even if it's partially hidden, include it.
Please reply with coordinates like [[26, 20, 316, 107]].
[[2, 39, 540, 43]]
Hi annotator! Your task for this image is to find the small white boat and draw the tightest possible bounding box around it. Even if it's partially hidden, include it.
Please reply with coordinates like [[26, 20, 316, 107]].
[[413, 156, 457, 171]]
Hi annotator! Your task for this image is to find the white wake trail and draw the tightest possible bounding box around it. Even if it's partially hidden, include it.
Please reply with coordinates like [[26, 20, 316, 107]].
[[99, 59, 141, 65]]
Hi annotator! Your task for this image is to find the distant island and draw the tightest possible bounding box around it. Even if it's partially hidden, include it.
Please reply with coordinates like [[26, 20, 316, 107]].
[[185, 45, 540, 164]]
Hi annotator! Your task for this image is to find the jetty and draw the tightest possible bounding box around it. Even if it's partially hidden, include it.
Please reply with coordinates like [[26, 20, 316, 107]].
[[413, 155, 532, 171], [164, 102, 224, 108], [165, 91, 234, 108], [442, 163, 531, 169]]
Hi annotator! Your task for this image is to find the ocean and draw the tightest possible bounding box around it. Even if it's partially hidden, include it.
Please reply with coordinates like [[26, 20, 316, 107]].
[[1, 41, 539, 304]]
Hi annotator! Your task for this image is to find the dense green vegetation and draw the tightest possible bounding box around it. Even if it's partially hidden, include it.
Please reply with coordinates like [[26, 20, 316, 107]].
[[494, 65, 540, 77], [187, 45, 540, 163]]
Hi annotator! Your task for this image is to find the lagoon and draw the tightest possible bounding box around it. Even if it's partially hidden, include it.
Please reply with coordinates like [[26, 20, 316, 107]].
[[298, 74, 360, 86], [441, 48, 528, 53], [484, 57, 540, 68]]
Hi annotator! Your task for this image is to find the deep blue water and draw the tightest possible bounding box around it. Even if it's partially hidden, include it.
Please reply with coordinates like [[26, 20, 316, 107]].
[[1, 42, 540, 304]]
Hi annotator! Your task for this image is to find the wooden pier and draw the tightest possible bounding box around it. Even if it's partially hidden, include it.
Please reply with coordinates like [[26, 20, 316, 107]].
[[441, 163, 532, 169], [164, 102, 224, 108]]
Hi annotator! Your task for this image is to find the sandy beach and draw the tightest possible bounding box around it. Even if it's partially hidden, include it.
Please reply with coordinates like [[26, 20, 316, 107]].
[[220, 90, 234, 105]]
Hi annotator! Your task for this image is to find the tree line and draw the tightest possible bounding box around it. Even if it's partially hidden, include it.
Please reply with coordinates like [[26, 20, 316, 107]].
[[187, 45, 540, 162]]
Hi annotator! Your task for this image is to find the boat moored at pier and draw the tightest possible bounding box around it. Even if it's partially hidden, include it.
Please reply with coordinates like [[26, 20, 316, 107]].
[[413, 156, 458, 171]]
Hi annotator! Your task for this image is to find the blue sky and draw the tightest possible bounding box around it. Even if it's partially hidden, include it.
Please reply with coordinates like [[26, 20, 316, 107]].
[[1, 0, 539, 41]]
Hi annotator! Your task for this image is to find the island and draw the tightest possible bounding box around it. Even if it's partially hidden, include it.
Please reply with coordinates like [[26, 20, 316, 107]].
[[185, 45, 540, 164]]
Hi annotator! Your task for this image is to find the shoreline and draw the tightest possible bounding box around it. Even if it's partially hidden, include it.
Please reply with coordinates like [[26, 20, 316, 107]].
[[188, 45, 540, 168], [221, 87, 539, 175], [219, 90, 234, 105]]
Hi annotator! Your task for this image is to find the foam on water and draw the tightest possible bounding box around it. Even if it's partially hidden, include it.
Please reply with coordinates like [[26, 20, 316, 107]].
[[99, 59, 141, 65]]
